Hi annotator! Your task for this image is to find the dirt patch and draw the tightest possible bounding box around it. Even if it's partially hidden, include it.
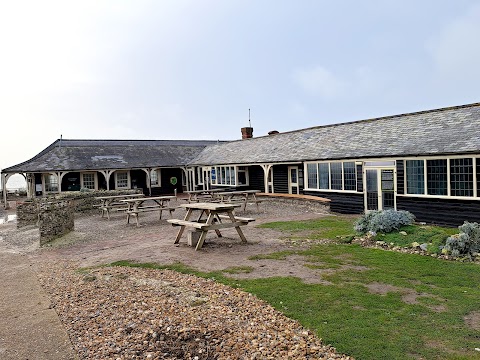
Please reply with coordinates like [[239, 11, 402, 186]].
[[464, 311, 480, 330], [366, 282, 447, 312]]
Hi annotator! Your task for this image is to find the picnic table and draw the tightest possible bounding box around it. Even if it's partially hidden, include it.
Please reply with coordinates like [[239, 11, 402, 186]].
[[121, 195, 177, 226], [167, 202, 255, 250], [95, 193, 145, 219], [184, 188, 225, 203], [215, 190, 262, 211]]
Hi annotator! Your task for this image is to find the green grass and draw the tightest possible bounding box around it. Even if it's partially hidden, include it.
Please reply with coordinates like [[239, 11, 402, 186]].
[[106, 218, 479, 360], [257, 215, 357, 239], [379, 224, 458, 251]]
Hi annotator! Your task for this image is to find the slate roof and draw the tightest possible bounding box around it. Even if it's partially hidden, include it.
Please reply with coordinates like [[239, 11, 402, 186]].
[[190, 102, 480, 165], [3, 140, 221, 173]]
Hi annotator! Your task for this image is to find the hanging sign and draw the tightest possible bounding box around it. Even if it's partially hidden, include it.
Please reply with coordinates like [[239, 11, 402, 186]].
[[170, 176, 178, 185]]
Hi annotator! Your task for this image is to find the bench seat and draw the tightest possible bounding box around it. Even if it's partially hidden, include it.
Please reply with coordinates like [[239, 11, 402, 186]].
[[217, 214, 255, 222], [167, 219, 208, 229]]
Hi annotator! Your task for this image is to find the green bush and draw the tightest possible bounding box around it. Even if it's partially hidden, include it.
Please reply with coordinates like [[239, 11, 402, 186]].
[[444, 221, 480, 259], [354, 209, 415, 234]]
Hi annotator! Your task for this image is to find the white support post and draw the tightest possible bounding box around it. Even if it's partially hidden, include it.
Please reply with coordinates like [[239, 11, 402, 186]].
[[99, 170, 115, 190], [260, 164, 273, 194], [141, 168, 152, 196], [2, 173, 8, 209]]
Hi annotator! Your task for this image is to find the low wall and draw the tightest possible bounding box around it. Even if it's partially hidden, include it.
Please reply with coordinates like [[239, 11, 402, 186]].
[[38, 200, 75, 245], [258, 194, 330, 213], [16, 200, 38, 228]]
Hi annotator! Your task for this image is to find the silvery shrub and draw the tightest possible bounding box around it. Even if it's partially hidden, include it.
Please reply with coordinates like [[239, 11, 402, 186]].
[[444, 221, 480, 259], [354, 209, 415, 234]]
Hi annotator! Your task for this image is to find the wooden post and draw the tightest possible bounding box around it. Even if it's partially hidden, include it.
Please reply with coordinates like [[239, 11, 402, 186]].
[[1, 173, 8, 209]]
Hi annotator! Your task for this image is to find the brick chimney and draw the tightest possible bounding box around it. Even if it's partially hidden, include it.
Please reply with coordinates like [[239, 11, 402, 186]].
[[241, 127, 253, 139]]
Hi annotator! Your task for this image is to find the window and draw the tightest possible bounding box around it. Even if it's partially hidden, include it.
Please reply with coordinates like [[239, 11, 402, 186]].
[[81, 173, 96, 190], [237, 166, 248, 185], [330, 163, 343, 190], [115, 171, 129, 189], [427, 159, 447, 195], [211, 165, 244, 186], [450, 158, 473, 197], [150, 169, 160, 187], [44, 174, 58, 192], [343, 162, 356, 191], [307, 163, 318, 188], [319, 163, 329, 189], [305, 161, 356, 192], [406, 160, 425, 194]]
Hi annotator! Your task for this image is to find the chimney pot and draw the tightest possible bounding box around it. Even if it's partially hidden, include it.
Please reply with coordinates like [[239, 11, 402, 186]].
[[268, 130, 279, 135], [241, 127, 253, 139]]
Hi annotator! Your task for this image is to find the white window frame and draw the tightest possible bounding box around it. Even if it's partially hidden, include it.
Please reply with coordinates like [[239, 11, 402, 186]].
[[80, 172, 98, 190], [115, 170, 130, 189], [304, 160, 358, 193], [210, 165, 241, 187], [400, 154, 480, 200], [43, 173, 59, 193], [150, 169, 161, 187]]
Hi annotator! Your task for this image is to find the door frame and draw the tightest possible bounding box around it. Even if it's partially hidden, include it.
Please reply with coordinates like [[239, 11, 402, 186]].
[[363, 166, 397, 212], [288, 165, 300, 194]]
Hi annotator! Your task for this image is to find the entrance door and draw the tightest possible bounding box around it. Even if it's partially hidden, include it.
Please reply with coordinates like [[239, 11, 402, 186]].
[[365, 168, 395, 211], [202, 168, 211, 190], [288, 166, 299, 194]]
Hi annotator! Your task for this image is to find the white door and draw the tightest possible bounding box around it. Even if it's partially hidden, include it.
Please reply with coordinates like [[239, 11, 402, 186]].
[[365, 168, 396, 211], [288, 166, 300, 194]]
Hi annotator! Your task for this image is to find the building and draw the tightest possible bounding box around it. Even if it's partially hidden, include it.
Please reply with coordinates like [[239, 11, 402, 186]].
[[3, 102, 480, 226]]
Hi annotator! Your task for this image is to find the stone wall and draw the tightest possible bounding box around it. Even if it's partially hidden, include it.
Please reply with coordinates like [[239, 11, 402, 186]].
[[258, 196, 330, 213], [16, 200, 39, 228], [38, 200, 75, 246]]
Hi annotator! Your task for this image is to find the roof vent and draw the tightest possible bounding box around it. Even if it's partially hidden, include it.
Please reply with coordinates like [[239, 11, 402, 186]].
[[268, 130, 279, 135]]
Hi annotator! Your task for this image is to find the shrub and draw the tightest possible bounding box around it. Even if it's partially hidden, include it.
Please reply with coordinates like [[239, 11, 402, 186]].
[[444, 221, 480, 259], [354, 209, 415, 234]]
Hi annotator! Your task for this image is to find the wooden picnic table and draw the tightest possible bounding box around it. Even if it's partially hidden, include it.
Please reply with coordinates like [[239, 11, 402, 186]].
[[184, 188, 225, 203], [167, 202, 255, 250], [215, 190, 262, 211], [121, 195, 177, 226], [95, 193, 145, 219]]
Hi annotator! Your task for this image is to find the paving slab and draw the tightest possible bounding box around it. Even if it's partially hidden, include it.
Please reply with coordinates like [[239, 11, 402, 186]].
[[0, 251, 77, 360]]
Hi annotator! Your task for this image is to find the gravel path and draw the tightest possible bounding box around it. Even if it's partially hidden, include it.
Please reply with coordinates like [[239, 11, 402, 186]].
[[37, 262, 352, 360]]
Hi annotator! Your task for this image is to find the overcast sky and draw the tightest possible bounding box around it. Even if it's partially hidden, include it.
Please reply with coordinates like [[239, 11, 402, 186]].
[[2, 0, 480, 185]]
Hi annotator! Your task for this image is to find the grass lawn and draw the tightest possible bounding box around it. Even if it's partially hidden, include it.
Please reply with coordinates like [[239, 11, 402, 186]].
[[110, 216, 480, 360]]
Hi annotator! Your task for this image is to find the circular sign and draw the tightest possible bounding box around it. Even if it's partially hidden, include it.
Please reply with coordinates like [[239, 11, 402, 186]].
[[170, 176, 178, 185]]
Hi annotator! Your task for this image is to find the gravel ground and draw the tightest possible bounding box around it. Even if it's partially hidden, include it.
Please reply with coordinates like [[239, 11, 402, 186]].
[[2, 198, 354, 359], [38, 262, 352, 360]]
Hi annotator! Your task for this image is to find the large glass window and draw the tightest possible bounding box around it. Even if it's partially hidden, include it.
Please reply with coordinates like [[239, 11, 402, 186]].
[[116, 171, 129, 189], [211, 165, 244, 186], [427, 159, 447, 196], [44, 174, 58, 192], [307, 163, 318, 188], [319, 163, 329, 189], [450, 158, 473, 197], [406, 160, 425, 194], [330, 163, 343, 190], [150, 169, 160, 186], [82, 173, 95, 190], [343, 162, 356, 191]]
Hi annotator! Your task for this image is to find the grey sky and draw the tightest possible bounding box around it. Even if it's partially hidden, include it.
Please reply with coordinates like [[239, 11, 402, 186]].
[[1, 0, 480, 185]]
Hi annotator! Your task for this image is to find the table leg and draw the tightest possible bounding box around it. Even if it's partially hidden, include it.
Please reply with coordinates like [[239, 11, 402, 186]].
[[174, 208, 193, 244], [196, 212, 216, 250], [227, 210, 247, 243]]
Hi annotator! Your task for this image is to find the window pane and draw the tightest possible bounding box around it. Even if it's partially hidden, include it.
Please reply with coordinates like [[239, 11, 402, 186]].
[[45, 174, 58, 192], [477, 159, 480, 197], [225, 167, 230, 185], [116, 172, 128, 188], [319, 163, 329, 189], [427, 159, 447, 195], [406, 160, 424, 194], [450, 158, 473, 197], [82, 173, 95, 189], [307, 163, 318, 189], [343, 162, 356, 190], [330, 163, 342, 190], [150, 170, 158, 185]]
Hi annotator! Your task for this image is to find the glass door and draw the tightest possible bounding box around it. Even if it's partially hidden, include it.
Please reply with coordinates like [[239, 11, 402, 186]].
[[365, 168, 396, 211], [288, 166, 299, 194]]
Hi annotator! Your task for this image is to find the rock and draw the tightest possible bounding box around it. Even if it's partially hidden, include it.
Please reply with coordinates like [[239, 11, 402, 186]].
[[399, 231, 408, 236], [420, 243, 428, 251], [411, 242, 420, 248]]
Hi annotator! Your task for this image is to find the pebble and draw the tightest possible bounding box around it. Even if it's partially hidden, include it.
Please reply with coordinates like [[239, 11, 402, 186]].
[[37, 262, 353, 359]]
